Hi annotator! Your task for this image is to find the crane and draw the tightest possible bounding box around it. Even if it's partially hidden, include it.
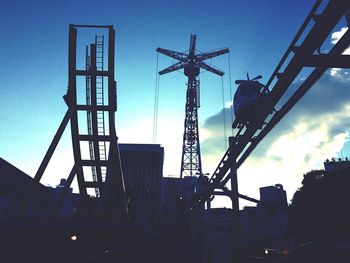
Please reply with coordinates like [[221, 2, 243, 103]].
[[157, 35, 229, 178]]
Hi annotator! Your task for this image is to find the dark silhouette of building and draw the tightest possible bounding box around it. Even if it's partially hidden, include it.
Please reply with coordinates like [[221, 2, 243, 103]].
[[53, 178, 80, 218], [324, 157, 350, 172], [289, 159, 350, 262], [0, 157, 81, 219], [240, 187, 287, 245], [259, 184, 288, 210], [161, 176, 197, 208], [0, 157, 54, 219], [119, 143, 164, 223]]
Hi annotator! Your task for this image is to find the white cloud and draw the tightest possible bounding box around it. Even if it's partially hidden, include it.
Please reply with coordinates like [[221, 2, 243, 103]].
[[118, 117, 153, 144], [331, 27, 348, 46], [118, 116, 186, 176], [225, 100, 233, 108], [330, 27, 349, 76], [206, 111, 349, 208], [249, 109, 349, 199], [266, 115, 348, 167]]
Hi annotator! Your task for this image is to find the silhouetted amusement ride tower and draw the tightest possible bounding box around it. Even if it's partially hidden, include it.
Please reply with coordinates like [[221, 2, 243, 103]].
[[34, 25, 128, 219], [157, 35, 228, 178]]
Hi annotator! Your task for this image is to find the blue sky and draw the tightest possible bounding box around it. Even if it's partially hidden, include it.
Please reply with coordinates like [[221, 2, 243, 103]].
[[0, 0, 349, 207]]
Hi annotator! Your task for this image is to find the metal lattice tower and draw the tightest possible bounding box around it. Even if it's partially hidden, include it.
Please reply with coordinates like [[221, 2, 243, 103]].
[[157, 34, 229, 178], [34, 25, 128, 219]]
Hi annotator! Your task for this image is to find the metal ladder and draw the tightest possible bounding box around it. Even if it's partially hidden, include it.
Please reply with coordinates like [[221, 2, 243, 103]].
[[85, 35, 107, 196], [85, 47, 100, 196], [95, 35, 107, 182]]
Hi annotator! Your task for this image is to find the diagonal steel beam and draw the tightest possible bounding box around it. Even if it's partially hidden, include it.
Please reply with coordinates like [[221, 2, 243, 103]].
[[156, 48, 187, 62], [234, 29, 350, 172], [198, 62, 225, 76], [197, 48, 229, 62], [35, 108, 72, 182], [197, 0, 350, 209], [303, 54, 350, 68], [159, 61, 185, 75]]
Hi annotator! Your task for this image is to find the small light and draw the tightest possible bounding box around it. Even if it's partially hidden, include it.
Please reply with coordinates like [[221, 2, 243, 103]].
[[264, 249, 268, 255], [70, 235, 78, 241], [105, 250, 109, 253]]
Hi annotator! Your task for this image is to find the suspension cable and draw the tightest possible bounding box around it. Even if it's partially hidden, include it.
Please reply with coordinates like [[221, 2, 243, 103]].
[[153, 53, 160, 143], [221, 76, 227, 149], [227, 53, 234, 131]]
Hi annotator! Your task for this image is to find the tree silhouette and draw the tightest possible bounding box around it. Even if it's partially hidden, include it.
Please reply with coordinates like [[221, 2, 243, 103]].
[[290, 167, 350, 242]]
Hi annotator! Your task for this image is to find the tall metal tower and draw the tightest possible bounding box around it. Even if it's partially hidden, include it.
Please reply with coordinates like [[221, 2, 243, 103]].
[[34, 25, 128, 219], [157, 35, 229, 178]]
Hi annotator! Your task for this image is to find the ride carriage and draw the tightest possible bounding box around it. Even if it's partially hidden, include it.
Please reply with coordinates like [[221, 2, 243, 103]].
[[232, 74, 272, 129]]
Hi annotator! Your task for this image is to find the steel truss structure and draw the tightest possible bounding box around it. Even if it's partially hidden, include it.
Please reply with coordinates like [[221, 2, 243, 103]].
[[157, 35, 229, 178], [34, 24, 128, 219], [193, 0, 350, 216]]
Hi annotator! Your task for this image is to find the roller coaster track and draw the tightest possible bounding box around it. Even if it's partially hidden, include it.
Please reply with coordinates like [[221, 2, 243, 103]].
[[198, 0, 350, 207]]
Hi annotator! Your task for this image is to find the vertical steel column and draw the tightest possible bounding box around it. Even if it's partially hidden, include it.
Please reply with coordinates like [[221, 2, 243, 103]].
[[98, 26, 128, 219], [180, 77, 202, 178], [228, 136, 240, 228], [228, 136, 240, 261], [68, 24, 87, 199]]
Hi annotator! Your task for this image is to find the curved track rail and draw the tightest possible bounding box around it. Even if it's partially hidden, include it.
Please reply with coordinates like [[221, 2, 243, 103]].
[[196, 0, 350, 208]]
